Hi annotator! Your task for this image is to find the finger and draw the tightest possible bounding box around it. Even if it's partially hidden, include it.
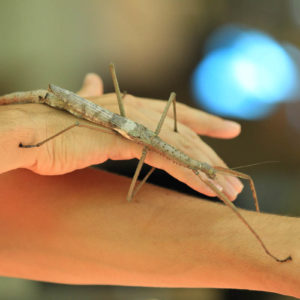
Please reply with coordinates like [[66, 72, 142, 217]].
[[94, 110, 242, 201], [195, 139, 244, 200], [136, 97, 241, 139], [141, 112, 243, 201], [122, 140, 219, 197], [184, 110, 241, 139], [77, 73, 104, 97], [103, 127, 220, 198], [81, 93, 243, 199], [171, 132, 243, 201], [97, 95, 243, 199], [142, 146, 240, 200], [104, 98, 243, 200], [145, 150, 218, 197]]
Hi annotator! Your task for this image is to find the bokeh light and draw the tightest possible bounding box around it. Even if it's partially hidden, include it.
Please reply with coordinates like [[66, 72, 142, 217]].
[[192, 25, 299, 119]]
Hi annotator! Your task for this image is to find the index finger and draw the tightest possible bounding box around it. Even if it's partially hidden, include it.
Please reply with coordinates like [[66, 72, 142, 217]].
[[136, 97, 241, 139]]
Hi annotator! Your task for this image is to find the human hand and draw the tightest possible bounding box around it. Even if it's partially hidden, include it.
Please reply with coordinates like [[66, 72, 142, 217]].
[[1, 73, 243, 199]]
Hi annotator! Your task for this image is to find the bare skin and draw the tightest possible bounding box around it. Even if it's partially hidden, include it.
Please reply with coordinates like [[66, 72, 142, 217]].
[[0, 74, 243, 199], [0, 74, 298, 297], [0, 168, 299, 297]]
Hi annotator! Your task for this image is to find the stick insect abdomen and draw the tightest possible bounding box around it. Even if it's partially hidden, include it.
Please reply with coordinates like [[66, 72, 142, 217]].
[[118, 118, 216, 179]]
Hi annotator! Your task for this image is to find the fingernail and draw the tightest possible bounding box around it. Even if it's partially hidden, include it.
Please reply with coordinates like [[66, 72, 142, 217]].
[[225, 183, 239, 201], [224, 176, 244, 200], [86, 72, 97, 77], [84, 73, 97, 82], [230, 176, 244, 193], [224, 120, 241, 131]]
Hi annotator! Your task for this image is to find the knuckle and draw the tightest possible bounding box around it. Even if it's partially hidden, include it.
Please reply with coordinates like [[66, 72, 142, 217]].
[[1, 106, 31, 130]]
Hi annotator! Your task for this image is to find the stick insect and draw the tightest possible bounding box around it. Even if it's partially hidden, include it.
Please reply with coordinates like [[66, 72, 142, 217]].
[[0, 63, 292, 263]]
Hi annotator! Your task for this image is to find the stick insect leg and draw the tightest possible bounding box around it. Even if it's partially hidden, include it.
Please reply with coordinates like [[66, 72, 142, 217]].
[[131, 166, 155, 199], [109, 62, 126, 117], [126, 147, 149, 201], [214, 166, 259, 212], [109, 63, 179, 201], [193, 170, 292, 263], [20, 121, 114, 148], [126, 92, 177, 201]]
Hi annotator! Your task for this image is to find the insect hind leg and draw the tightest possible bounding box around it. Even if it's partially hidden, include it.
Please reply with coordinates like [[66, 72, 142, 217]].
[[193, 169, 292, 263]]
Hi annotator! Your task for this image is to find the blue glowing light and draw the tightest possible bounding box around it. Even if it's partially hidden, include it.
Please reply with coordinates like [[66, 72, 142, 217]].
[[192, 26, 298, 119]]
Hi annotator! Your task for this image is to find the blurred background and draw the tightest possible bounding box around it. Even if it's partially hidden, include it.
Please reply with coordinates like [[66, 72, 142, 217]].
[[0, 0, 299, 299]]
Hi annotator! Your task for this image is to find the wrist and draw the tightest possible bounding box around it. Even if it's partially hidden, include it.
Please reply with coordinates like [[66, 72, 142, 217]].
[[208, 210, 300, 297]]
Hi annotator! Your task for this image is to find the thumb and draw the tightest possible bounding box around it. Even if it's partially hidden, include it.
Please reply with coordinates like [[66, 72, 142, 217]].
[[77, 73, 104, 97]]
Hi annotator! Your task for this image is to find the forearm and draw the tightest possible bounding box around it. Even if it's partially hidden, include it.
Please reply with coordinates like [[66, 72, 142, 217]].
[[0, 168, 299, 297]]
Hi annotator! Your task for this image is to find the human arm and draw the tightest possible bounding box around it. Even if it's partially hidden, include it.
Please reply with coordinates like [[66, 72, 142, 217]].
[[0, 73, 242, 199], [0, 168, 299, 297]]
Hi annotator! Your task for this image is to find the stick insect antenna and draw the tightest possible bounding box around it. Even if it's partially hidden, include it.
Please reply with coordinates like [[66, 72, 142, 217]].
[[231, 161, 280, 170]]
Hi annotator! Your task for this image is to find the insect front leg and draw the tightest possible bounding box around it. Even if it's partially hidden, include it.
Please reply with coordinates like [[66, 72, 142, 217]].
[[19, 121, 114, 148], [109, 63, 126, 117]]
